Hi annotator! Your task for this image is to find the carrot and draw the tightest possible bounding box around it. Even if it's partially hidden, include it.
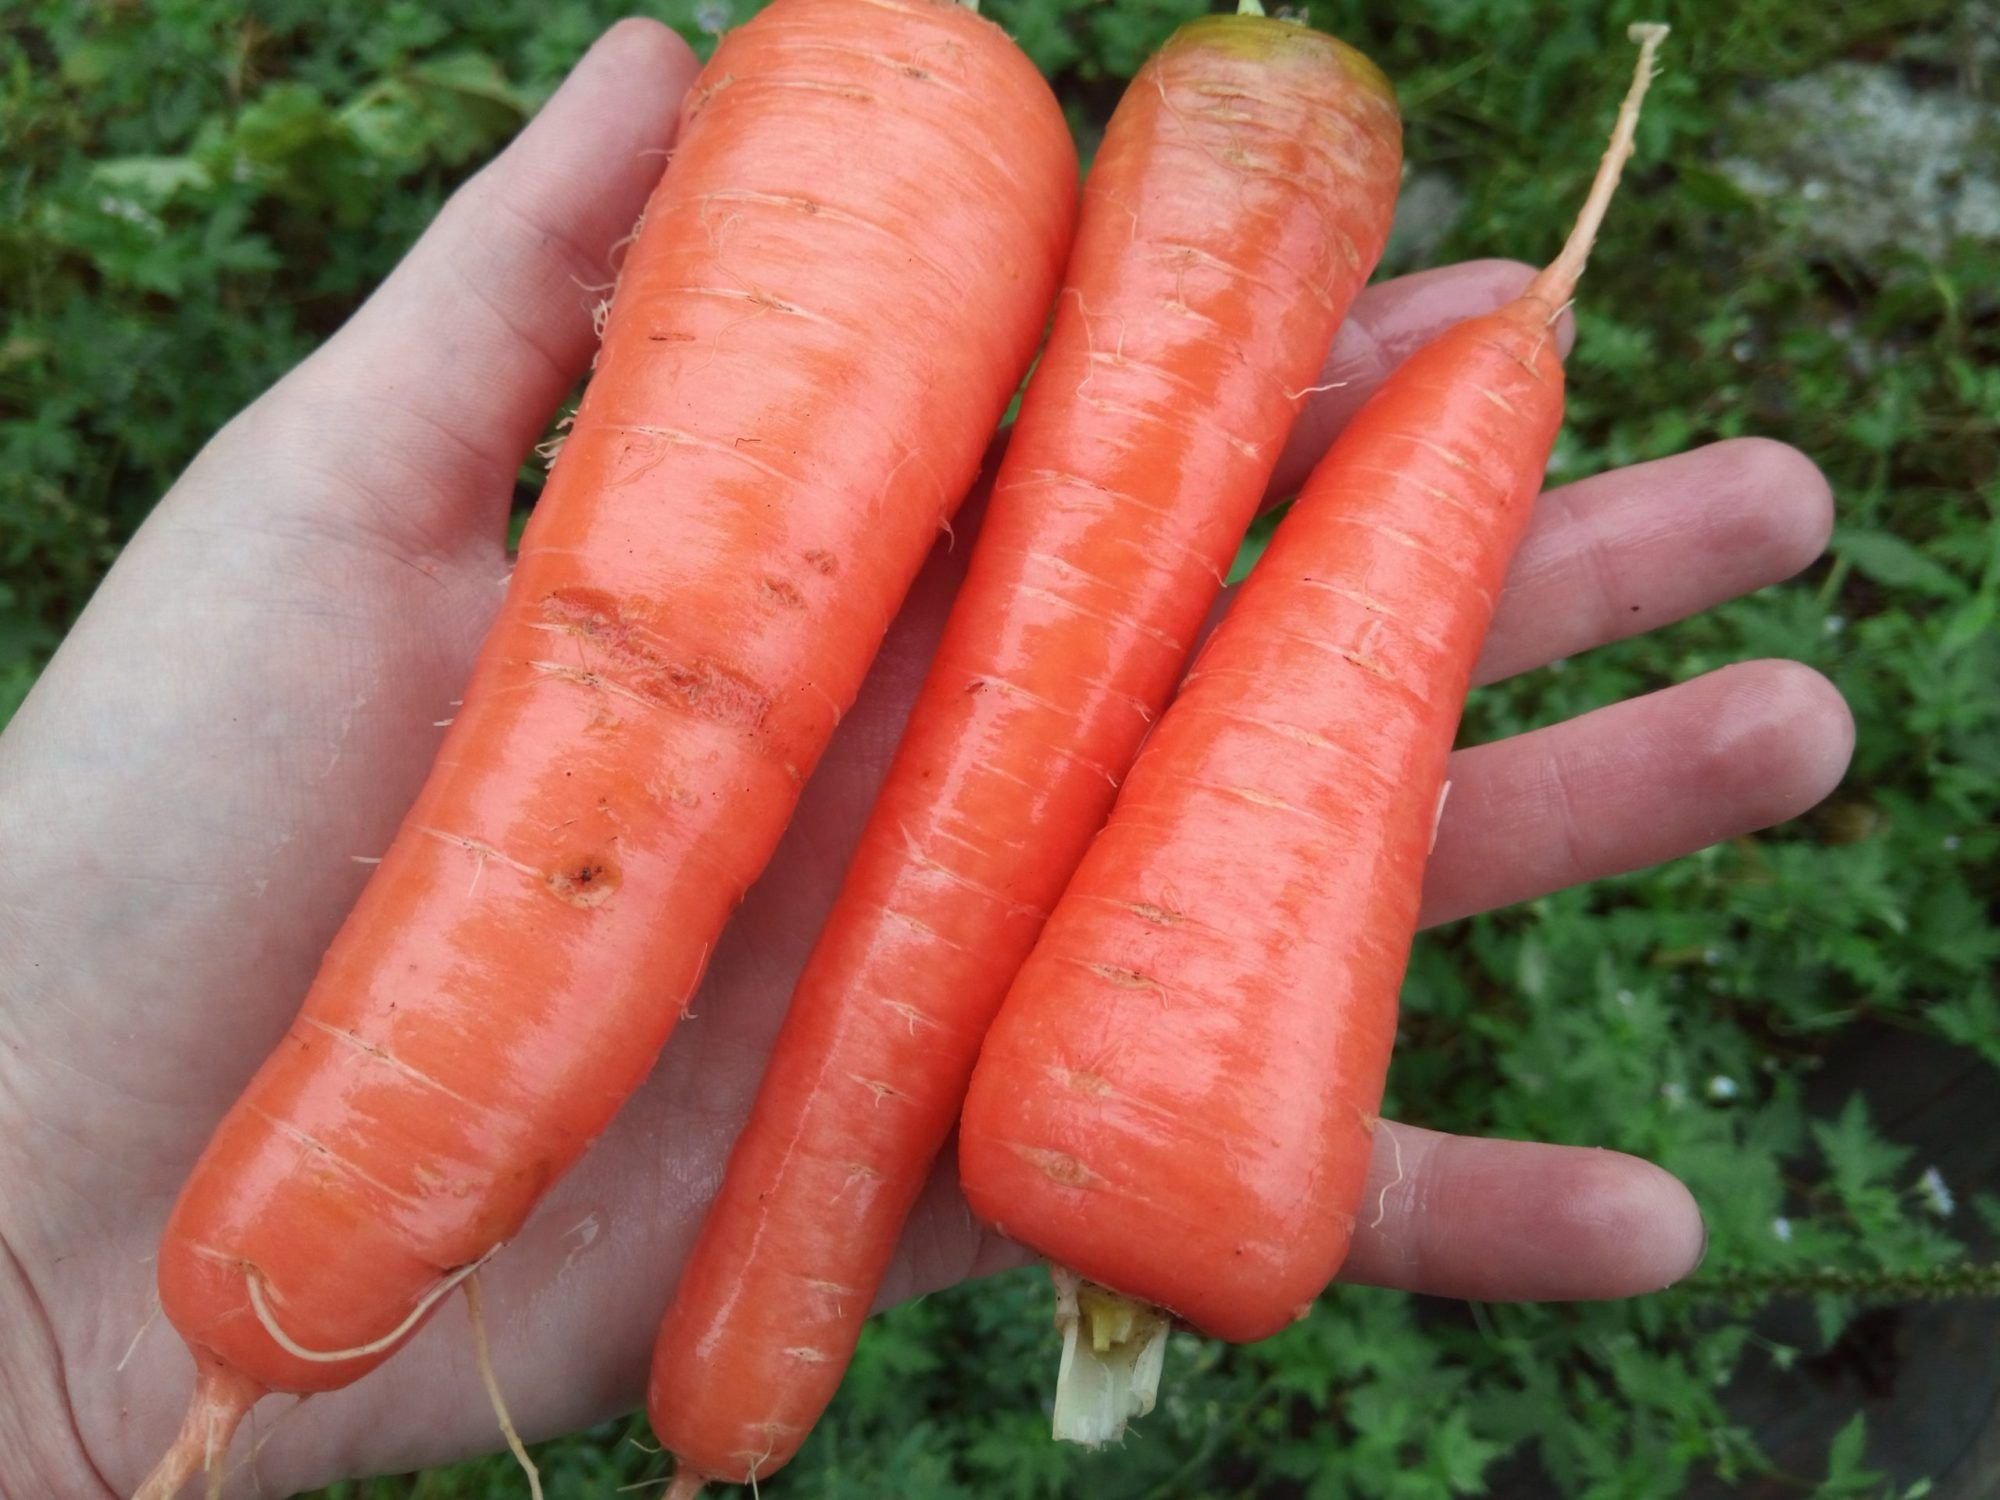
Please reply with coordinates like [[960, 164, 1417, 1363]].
[[643, 7, 1400, 1489], [134, 2, 1075, 1493], [956, 23, 1671, 1445]]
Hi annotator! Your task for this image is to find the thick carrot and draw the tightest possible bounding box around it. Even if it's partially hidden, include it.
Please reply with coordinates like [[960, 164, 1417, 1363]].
[[135, 2, 1074, 1493], [644, 8, 1399, 1490], [957, 24, 1670, 1443]]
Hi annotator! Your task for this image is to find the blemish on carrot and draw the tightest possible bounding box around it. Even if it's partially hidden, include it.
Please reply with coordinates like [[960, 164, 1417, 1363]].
[[541, 587, 621, 632], [1063, 1069, 1111, 1096], [547, 858, 619, 908], [761, 576, 807, 610], [1084, 962, 1165, 993], [1007, 1144, 1101, 1189]]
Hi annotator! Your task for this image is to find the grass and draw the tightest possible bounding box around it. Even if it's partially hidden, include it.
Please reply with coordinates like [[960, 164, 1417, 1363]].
[[5, 0, 1996, 1494]]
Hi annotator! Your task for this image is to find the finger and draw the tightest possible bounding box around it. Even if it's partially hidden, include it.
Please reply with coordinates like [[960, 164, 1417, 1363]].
[[1268, 260, 1576, 499], [1340, 1123, 1704, 1299], [1476, 439, 1834, 685], [883, 1120, 1703, 1309], [256, 20, 699, 542], [1421, 660, 1854, 928], [874, 1134, 1031, 1314]]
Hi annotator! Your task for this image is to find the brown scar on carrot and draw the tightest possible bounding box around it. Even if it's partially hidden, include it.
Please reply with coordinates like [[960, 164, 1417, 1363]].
[[1057, 1067, 1112, 1096], [1083, 962, 1167, 994], [547, 858, 619, 908], [761, 575, 807, 609], [685, 72, 735, 118], [1008, 1143, 1103, 1189]]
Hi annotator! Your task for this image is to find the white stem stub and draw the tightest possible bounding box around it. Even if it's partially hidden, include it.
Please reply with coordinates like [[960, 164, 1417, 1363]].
[[1049, 1266, 1171, 1446]]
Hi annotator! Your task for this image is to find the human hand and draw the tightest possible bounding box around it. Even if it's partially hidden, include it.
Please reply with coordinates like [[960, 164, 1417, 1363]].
[[0, 19, 1851, 1496]]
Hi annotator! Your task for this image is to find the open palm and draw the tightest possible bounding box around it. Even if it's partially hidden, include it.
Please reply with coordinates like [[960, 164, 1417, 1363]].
[[0, 20, 1853, 1498]]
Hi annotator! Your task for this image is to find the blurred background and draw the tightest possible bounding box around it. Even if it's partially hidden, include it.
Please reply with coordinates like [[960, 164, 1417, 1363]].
[[4, 0, 1996, 1494]]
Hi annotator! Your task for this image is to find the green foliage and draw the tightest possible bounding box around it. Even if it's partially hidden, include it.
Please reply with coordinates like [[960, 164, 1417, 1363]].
[[5, 0, 1995, 1495]]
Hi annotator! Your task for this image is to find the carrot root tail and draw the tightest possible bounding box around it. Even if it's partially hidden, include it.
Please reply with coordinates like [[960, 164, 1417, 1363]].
[[245, 1246, 495, 1365], [464, 1273, 543, 1500], [1525, 20, 1669, 310], [1048, 1265, 1170, 1447], [664, 1464, 709, 1500], [133, 1353, 263, 1500]]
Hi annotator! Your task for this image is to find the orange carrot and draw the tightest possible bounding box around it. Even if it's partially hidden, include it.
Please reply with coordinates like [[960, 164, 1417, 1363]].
[[646, 7, 1400, 1489], [135, 3, 1075, 1493], [957, 24, 1670, 1444]]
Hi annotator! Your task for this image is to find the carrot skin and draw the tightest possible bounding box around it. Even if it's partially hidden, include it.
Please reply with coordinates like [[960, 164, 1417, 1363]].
[[958, 295, 1566, 1344], [648, 14, 1399, 1484], [150, 0, 1073, 1413]]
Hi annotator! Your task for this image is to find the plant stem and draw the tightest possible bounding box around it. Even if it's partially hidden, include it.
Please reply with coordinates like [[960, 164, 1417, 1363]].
[[1684, 1260, 2000, 1305]]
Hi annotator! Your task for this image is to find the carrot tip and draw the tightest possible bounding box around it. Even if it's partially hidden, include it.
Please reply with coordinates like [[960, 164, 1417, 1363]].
[[133, 1353, 263, 1500], [663, 1464, 709, 1500], [1048, 1265, 1170, 1447], [1525, 20, 1669, 311]]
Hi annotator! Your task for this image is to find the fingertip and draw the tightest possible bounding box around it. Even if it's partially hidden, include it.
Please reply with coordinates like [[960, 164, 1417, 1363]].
[[591, 15, 702, 89], [1713, 436, 1836, 579], [1704, 659, 1854, 828], [1344, 1130, 1709, 1301], [1564, 1151, 1706, 1295], [535, 16, 700, 158]]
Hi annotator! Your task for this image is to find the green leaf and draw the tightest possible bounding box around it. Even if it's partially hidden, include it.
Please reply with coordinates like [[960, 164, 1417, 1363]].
[[1836, 527, 1968, 599], [1929, 984, 2000, 1070], [410, 51, 540, 115], [1817, 1412, 1884, 1496], [90, 155, 211, 201], [1429, 1409, 1502, 1494], [1812, 1094, 1913, 1206]]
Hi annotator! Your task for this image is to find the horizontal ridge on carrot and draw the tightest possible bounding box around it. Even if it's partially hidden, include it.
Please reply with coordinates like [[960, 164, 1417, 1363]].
[[957, 23, 1671, 1444], [646, 4, 1401, 1488], [135, 1, 1076, 1493]]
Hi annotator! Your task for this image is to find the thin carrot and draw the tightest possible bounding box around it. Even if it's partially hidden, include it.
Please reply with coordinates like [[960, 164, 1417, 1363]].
[[646, 6, 1400, 1489], [957, 24, 1671, 1444], [136, 1, 1075, 1492]]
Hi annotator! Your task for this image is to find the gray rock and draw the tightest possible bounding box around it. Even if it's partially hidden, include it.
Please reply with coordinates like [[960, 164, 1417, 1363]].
[[1381, 170, 1465, 274], [1721, 61, 2000, 261]]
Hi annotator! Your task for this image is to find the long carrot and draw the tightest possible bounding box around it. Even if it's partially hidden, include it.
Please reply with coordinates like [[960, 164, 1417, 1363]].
[[643, 7, 1399, 1490], [957, 24, 1670, 1444], [136, 3, 1075, 1493]]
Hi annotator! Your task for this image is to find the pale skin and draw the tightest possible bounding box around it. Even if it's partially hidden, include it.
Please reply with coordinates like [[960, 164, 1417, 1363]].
[[0, 19, 1854, 1498]]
